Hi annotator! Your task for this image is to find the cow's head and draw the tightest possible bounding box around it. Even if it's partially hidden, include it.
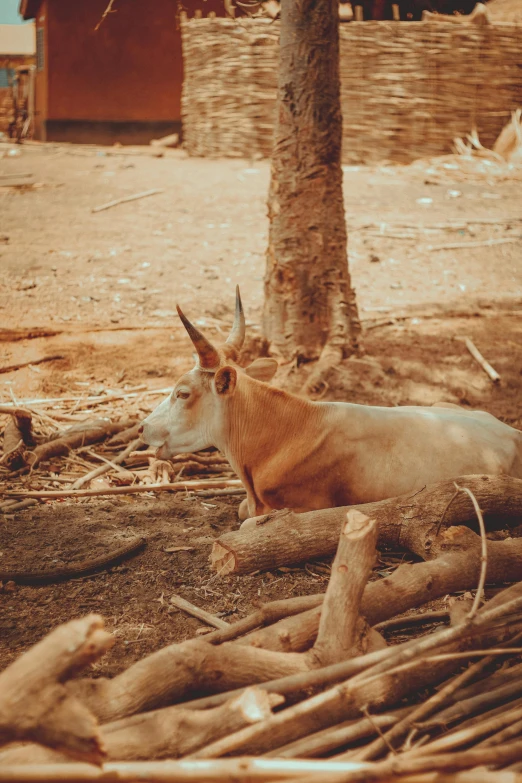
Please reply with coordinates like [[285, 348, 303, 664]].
[[141, 287, 278, 459]]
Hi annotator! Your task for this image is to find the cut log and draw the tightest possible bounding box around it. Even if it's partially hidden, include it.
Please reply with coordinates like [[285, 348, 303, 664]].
[[312, 510, 383, 665], [0, 615, 113, 762], [211, 475, 522, 574]]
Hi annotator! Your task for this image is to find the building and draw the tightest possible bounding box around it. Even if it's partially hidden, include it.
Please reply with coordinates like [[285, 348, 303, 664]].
[[0, 23, 36, 137], [19, 0, 227, 144]]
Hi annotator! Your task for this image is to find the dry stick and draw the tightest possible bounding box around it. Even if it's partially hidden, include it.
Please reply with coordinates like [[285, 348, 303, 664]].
[[5, 479, 243, 499], [351, 218, 522, 231], [0, 387, 171, 409], [0, 354, 64, 375], [421, 659, 522, 722], [405, 702, 522, 760], [374, 610, 449, 633], [0, 758, 372, 782], [203, 594, 326, 646], [92, 189, 164, 214], [170, 594, 230, 630], [102, 686, 280, 761], [428, 237, 522, 251], [94, 0, 117, 30], [415, 670, 522, 733], [195, 488, 246, 498], [188, 601, 522, 760], [265, 712, 408, 759], [350, 634, 520, 762], [0, 438, 23, 465], [71, 438, 142, 490], [128, 450, 228, 466], [0, 536, 146, 585], [456, 484, 488, 620], [0, 615, 113, 762], [478, 716, 522, 748], [300, 741, 522, 783], [180, 635, 423, 712], [462, 337, 501, 383]]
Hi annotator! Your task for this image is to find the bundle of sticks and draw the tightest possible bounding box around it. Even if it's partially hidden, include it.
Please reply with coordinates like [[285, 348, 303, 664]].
[[0, 391, 244, 516], [2, 505, 522, 782]]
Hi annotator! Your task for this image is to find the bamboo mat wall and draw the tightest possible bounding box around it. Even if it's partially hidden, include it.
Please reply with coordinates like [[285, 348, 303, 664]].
[[181, 18, 522, 164]]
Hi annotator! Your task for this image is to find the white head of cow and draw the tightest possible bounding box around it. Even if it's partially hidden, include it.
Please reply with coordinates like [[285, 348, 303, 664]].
[[140, 287, 278, 459]]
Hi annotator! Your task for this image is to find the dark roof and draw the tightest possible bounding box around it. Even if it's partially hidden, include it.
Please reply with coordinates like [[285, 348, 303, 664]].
[[19, 0, 42, 21]]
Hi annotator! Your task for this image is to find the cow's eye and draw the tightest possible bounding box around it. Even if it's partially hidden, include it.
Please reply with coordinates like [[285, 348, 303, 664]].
[[176, 390, 190, 400]]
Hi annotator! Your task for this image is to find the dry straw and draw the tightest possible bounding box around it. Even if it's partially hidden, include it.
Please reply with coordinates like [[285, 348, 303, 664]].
[[181, 18, 522, 163]]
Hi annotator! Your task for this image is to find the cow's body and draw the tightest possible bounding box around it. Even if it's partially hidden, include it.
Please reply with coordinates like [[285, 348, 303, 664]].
[[189, 377, 522, 515], [141, 289, 522, 519]]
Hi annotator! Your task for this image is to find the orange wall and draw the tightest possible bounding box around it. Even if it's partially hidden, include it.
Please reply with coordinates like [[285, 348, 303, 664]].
[[46, 0, 225, 123]]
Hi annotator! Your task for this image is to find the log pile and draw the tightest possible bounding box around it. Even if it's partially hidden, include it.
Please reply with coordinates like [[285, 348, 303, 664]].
[[2, 497, 522, 781]]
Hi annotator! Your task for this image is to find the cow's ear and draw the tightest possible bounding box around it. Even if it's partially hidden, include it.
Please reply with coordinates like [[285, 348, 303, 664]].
[[214, 366, 237, 396], [244, 358, 278, 383]]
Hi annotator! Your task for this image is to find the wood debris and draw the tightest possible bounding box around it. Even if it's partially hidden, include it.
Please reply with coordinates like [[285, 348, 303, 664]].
[[1, 498, 522, 779]]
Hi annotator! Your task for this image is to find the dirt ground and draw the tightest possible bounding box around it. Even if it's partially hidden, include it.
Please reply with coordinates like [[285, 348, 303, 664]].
[[0, 141, 521, 673]]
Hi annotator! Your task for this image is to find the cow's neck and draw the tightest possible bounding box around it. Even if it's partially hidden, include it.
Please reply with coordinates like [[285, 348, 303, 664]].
[[214, 380, 323, 511]]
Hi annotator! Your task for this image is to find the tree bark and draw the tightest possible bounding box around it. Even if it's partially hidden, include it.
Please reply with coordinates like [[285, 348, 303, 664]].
[[263, 0, 360, 363]]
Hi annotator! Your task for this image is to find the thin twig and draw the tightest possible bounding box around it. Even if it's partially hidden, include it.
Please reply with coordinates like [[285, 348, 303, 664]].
[[71, 438, 142, 490], [94, 0, 117, 31], [92, 189, 164, 214], [462, 337, 501, 383], [4, 479, 243, 499], [360, 706, 397, 756], [170, 594, 230, 630], [454, 484, 488, 620], [435, 487, 460, 536]]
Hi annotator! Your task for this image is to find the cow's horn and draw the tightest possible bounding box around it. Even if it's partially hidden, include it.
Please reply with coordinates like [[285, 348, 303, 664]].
[[225, 285, 246, 354], [176, 305, 220, 370]]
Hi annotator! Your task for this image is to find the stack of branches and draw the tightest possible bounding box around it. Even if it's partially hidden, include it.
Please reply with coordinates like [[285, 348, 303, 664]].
[[2, 480, 522, 782], [0, 391, 243, 517]]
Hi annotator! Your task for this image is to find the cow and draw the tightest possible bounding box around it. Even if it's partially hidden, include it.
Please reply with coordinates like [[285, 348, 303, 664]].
[[141, 288, 522, 522]]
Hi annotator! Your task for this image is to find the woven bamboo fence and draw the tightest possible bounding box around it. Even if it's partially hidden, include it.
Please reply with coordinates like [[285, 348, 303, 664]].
[[181, 18, 522, 163]]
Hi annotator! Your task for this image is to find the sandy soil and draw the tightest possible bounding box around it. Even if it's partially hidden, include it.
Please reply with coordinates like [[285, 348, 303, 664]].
[[0, 141, 521, 672]]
